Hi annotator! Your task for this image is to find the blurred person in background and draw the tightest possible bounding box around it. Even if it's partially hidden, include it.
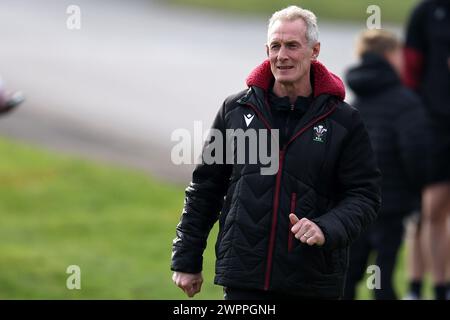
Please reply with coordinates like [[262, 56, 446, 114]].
[[0, 76, 25, 116], [343, 29, 430, 300], [403, 212, 428, 300], [405, 219, 450, 300], [171, 6, 381, 300], [404, 0, 450, 300], [404, 217, 450, 299]]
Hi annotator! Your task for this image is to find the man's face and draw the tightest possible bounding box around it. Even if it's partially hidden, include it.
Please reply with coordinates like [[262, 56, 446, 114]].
[[266, 19, 320, 86]]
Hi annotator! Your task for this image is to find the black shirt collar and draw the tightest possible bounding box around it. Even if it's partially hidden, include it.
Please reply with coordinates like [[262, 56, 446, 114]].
[[268, 88, 313, 115]]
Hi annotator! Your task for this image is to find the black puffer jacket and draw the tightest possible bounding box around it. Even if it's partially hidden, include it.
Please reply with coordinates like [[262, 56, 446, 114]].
[[171, 60, 381, 298], [346, 53, 430, 218]]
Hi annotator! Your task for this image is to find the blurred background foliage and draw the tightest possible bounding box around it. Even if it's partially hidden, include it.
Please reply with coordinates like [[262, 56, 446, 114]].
[[167, 0, 418, 23]]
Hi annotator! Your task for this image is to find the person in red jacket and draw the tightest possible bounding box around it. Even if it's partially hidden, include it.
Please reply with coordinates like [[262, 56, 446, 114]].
[[404, 0, 450, 300]]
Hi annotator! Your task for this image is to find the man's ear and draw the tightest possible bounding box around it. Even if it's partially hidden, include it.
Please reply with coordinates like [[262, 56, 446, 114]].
[[266, 44, 269, 57], [311, 42, 321, 61]]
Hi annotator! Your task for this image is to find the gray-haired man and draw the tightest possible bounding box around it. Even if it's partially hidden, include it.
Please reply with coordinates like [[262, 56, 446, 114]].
[[171, 6, 381, 300]]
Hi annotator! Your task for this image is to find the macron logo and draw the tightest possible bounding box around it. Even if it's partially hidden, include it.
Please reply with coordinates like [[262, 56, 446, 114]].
[[244, 113, 254, 127]]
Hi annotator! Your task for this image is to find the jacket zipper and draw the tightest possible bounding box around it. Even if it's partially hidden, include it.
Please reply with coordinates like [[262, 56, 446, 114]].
[[264, 149, 284, 290], [244, 101, 337, 291], [288, 192, 297, 253]]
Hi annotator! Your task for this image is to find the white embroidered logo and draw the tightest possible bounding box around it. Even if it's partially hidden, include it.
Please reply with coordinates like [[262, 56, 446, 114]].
[[313, 125, 327, 143], [244, 113, 255, 127]]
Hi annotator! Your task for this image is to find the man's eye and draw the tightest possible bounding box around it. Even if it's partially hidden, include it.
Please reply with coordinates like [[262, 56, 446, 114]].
[[271, 45, 280, 49]]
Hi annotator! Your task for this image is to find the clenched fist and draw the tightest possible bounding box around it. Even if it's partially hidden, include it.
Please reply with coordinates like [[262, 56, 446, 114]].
[[172, 271, 203, 298], [289, 214, 325, 246]]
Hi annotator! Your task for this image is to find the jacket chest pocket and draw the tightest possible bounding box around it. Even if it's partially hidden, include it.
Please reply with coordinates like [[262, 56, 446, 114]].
[[286, 122, 331, 181]]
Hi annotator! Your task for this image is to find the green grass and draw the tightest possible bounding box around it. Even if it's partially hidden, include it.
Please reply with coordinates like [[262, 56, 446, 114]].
[[167, 0, 419, 24], [0, 137, 222, 299], [0, 137, 431, 299]]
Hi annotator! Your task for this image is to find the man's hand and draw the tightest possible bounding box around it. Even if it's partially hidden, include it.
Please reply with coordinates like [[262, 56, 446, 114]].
[[172, 271, 203, 298], [289, 214, 325, 246]]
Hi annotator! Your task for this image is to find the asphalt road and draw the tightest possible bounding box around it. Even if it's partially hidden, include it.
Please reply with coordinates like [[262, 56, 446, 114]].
[[0, 0, 399, 184]]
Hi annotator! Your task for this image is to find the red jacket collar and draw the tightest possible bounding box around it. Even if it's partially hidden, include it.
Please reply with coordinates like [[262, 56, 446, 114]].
[[246, 59, 346, 101]]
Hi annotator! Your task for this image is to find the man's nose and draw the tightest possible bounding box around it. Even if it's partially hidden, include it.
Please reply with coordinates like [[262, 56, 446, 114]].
[[277, 45, 288, 61]]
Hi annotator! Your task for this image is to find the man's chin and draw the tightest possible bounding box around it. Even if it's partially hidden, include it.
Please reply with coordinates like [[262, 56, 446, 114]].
[[274, 76, 295, 85]]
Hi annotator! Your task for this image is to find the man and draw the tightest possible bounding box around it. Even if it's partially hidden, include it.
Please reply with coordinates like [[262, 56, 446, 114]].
[[343, 29, 430, 300], [404, 0, 450, 300], [171, 6, 381, 300]]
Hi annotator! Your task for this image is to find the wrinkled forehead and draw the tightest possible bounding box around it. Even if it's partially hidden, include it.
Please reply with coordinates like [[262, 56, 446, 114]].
[[267, 18, 308, 44]]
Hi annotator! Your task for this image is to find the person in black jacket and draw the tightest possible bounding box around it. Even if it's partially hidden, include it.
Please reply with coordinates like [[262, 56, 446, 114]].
[[171, 5, 381, 300], [343, 29, 430, 300], [404, 0, 450, 300]]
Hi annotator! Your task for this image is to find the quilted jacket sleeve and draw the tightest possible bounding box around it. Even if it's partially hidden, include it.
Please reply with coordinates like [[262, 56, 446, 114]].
[[170, 101, 232, 273], [313, 108, 382, 250]]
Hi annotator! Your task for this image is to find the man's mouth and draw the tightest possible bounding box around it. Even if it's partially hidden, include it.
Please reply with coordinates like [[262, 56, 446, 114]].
[[277, 66, 294, 70]]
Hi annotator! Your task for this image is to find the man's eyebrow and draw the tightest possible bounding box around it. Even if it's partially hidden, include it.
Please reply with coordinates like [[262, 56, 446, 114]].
[[284, 40, 301, 45], [269, 39, 301, 45]]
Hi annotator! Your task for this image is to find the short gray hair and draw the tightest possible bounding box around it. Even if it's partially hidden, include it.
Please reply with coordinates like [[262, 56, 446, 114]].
[[268, 6, 319, 47]]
